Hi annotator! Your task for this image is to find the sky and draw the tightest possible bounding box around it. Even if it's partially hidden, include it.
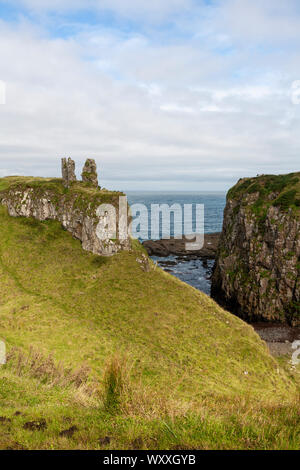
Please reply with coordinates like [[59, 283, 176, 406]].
[[0, 0, 300, 191]]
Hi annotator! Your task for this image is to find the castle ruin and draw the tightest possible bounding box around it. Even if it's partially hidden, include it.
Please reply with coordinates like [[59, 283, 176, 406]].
[[61, 158, 76, 187], [62, 158, 99, 188]]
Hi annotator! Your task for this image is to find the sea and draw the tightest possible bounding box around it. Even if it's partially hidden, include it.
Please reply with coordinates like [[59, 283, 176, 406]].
[[126, 192, 226, 296]]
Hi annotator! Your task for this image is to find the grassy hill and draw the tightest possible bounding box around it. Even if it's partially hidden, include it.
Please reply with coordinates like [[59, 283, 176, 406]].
[[0, 179, 299, 449]]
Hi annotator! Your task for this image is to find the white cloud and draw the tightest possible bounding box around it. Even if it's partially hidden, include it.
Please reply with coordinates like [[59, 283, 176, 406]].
[[0, 3, 299, 190], [214, 0, 300, 45], [160, 104, 195, 114]]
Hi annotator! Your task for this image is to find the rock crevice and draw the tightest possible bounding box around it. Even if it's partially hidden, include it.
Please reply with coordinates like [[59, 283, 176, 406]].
[[211, 173, 300, 326]]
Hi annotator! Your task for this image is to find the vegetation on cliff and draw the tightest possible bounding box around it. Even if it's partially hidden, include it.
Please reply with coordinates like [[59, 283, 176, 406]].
[[0, 176, 130, 257], [0, 176, 124, 211], [212, 172, 300, 326], [0, 178, 299, 450]]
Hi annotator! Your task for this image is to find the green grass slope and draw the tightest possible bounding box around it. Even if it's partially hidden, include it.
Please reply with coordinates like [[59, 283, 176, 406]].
[[0, 192, 299, 449]]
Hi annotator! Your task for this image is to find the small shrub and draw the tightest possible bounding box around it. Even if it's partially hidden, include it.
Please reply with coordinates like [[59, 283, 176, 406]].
[[274, 190, 297, 210], [20, 217, 41, 229], [91, 256, 109, 267]]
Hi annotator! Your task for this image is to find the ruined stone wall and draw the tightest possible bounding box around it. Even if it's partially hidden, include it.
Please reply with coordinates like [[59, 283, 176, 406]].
[[81, 159, 98, 187], [211, 173, 300, 326], [61, 158, 76, 187]]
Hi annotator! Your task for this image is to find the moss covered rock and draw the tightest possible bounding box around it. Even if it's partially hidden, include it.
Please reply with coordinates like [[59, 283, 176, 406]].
[[212, 172, 300, 326], [0, 176, 130, 256]]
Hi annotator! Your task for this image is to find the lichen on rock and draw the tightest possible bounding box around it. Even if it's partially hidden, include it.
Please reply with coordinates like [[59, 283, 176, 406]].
[[61, 157, 76, 187], [0, 176, 130, 257], [81, 159, 98, 187], [211, 172, 300, 326]]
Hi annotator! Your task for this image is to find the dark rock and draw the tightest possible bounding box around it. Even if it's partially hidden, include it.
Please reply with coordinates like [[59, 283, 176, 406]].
[[142, 240, 169, 256], [98, 436, 111, 446], [253, 323, 300, 343], [158, 260, 177, 267], [143, 233, 220, 259], [0, 417, 11, 423], [130, 437, 144, 450], [23, 419, 47, 431], [211, 173, 300, 326], [59, 425, 79, 438]]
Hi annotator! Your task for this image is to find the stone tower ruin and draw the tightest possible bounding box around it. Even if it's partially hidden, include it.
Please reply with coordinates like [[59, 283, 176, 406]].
[[61, 157, 77, 187], [61, 157, 99, 188], [81, 159, 99, 187]]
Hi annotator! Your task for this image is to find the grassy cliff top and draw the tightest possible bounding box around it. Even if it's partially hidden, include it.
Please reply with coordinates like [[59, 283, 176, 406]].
[[227, 172, 300, 213], [0, 203, 299, 449], [0, 176, 124, 200], [0, 176, 125, 215]]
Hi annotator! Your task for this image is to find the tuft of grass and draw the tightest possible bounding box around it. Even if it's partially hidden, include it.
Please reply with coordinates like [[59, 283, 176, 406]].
[[274, 190, 298, 210], [103, 355, 127, 414]]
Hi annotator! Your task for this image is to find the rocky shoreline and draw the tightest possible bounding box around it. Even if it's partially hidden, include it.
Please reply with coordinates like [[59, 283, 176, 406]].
[[143, 233, 220, 259], [252, 323, 300, 359]]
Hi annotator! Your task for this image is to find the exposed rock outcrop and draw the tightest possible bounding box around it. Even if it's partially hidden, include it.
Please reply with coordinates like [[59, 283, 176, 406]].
[[143, 233, 220, 258], [61, 157, 76, 187], [0, 177, 130, 256], [211, 173, 300, 326], [82, 159, 98, 187]]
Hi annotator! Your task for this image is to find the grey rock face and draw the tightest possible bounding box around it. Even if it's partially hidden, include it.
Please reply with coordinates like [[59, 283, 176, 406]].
[[62, 158, 76, 187], [211, 177, 300, 326], [82, 159, 98, 187], [1, 186, 131, 257]]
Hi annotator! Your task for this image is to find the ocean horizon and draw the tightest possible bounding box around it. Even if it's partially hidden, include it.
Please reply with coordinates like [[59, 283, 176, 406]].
[[127, 191, 226, 239], [126, 191, 226, 295]]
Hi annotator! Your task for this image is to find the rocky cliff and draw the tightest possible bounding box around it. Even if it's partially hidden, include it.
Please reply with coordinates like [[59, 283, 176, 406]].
[[211, 173, 300, 326], [0, 176, 131, 256]]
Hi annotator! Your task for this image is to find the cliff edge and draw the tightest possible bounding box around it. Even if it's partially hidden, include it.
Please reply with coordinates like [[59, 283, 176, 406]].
[[0, 176, 130, 256], [211, 172, 300, 326]]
